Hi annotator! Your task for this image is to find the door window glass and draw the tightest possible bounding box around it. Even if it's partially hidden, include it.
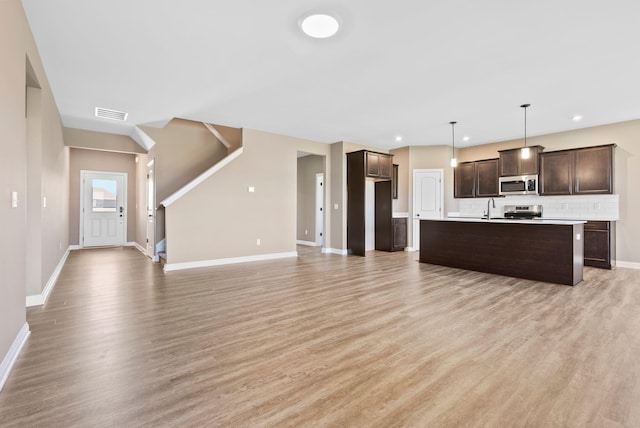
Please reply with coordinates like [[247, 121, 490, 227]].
[[92, 179, 117, 212]]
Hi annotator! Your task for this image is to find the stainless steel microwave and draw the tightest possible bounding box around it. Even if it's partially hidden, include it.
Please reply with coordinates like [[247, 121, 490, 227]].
[[499, 175, 539, 196]]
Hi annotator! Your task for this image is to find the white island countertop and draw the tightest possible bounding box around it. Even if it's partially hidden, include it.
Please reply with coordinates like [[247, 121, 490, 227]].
[[438, 217, 587, 225]]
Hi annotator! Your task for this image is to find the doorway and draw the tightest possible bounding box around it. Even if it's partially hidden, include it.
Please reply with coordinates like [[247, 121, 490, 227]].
[[296, 153, 326, 249], [412, 169, 443, 251], [315, 173, 325, 246], [146, 160, 155, 257], [80, 171, 127, 247]]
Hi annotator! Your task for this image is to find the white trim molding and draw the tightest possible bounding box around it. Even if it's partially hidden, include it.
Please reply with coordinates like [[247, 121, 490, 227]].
[[161, 147, 243, 207], [126, 241, 147, 255], [26, 247, 71, 307], [296, 240, 318, 247], [321, 248, 348, 255], [163, 251, 298, 272], [0, 323, 30, 391], [69, 244, 81, 250], [616, 261, 640, 270]]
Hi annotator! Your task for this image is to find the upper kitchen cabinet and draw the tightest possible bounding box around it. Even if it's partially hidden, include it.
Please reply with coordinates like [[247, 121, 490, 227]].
[[540, 144, 615, 196], [475, 158, 499, 197], [454, 162, 476, 198], [365, 151, 393, 179], [498, 146, 544, 176], [539, 150, 572, 195], [454, 159, 499, 198], [574, 145, 615, 194]]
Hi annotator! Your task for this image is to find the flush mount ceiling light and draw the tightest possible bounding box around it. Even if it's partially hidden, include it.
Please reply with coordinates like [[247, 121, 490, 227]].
[[395, 135, 403, 142], [300, 14, 340, 38], [95, 107, 128, 121], [572, 114, 583, 122], [450, 121, 458, 168], [520, 103, 531, 159], [463, 136, 470, 142]]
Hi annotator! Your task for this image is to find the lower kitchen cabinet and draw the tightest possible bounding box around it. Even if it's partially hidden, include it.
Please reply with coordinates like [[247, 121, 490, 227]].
[[584, 221, 616, 269], [374, 181, 406, 252], [392, 218, 407, 251]]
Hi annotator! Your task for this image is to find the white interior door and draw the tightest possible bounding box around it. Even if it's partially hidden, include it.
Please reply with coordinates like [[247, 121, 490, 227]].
[[413, 169, 443, 251], [82, 171, 126, 247], [146, 162, 155, 257], [315, 173, 324, 246]]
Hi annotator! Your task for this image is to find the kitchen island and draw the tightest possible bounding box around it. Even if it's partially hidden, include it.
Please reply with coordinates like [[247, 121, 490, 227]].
[[419, 218, 585, 285]]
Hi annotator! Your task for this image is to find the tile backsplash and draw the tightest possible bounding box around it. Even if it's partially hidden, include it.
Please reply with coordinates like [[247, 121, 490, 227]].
[[456, 194, 619, 221]]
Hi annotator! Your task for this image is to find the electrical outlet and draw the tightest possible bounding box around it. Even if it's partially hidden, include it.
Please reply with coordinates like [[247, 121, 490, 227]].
[[334, 203, 339, 210], [256, 238, 261, 246], [305, 229, 308, 235]]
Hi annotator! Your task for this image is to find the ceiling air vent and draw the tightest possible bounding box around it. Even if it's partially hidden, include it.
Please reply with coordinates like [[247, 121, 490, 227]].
[[95, 107, 128, 121]]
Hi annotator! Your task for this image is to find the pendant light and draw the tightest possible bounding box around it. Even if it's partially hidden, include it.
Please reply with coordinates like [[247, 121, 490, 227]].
[[450, 121, 457, 167], [520, 103, 531, 159]]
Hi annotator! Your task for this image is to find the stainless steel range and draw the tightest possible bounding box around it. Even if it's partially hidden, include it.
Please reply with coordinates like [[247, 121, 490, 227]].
[[503, 204, 543, 220]]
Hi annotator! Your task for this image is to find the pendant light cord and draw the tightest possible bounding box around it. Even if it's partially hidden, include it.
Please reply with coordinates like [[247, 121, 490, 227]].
[[450, 121, 456, 156], [521, 104, 530, 148]]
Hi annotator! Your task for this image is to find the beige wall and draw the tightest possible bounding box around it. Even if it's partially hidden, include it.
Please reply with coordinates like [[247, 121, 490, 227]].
[[1, 0, 69, 366], [165, 129, 331, 264], [136, 154, 150, 250], [297, 155, 324, 242], [68, 148, 137, 245], [456, 119, 640, 264], [141, 118, 229, 203], [64, 127, 145, 154]]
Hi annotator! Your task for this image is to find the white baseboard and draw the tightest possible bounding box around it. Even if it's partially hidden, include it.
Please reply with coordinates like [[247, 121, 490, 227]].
[[296, 240, 319, 247], [163, 251, 298, 272], [405, 247, 417, 252], [26, 247, 71, 307], [127, 241, 147, 255], [321, 248, 348, 255], [0, 323, 30, 392], [69, 244, 81, 250], [615, 260, 640, 270]]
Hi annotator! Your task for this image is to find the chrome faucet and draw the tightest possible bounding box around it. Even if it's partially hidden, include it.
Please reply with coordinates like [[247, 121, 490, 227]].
[[486, 198, 495, 219]]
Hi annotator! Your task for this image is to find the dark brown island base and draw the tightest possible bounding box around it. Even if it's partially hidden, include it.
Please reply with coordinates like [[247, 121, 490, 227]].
[[419, 218, 585, 286]]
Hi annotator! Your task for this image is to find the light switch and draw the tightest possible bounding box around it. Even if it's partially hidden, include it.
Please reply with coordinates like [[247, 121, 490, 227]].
[[576, 233, 581, 240], [334, 203, 339, 210], [11, 191, 18, 208], [248, 186, 255, 193], [43, 196, 47, 208]]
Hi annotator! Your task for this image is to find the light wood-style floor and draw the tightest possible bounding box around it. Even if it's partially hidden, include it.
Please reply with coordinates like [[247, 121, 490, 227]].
[[1, 246, 640, 427]]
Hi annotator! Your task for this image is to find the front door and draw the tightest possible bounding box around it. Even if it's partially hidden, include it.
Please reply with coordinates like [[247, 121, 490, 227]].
[[413, 169, 443, 251], [81, 171, 126, 247]]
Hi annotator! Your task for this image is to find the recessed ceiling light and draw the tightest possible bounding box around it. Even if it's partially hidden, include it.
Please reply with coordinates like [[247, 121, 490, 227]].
[[463, 136, 470, 142], [300, 14, 340, 39], [395, 136, 403, 142], [572, 115, 583, 122]]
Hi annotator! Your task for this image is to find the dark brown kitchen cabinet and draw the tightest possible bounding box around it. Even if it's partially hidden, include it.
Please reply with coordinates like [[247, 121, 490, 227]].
[[475, 159, 499, 197], [454, 162, 476, 198], [392, 218, 407, 251], [584, 221, 616, 269], [365, 151, 393, 179], [347, 150, 394, 256], [454, 159, 499, 198], [540, 144, 615, 196], [374, 181, 405, 252], [539, 150, 572, 195], [498, 145, 543, 176], [574, 145, 614, 194]]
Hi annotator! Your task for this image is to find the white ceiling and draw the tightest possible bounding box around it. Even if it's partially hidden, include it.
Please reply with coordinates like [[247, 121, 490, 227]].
[[21, 0, 640, 150]]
